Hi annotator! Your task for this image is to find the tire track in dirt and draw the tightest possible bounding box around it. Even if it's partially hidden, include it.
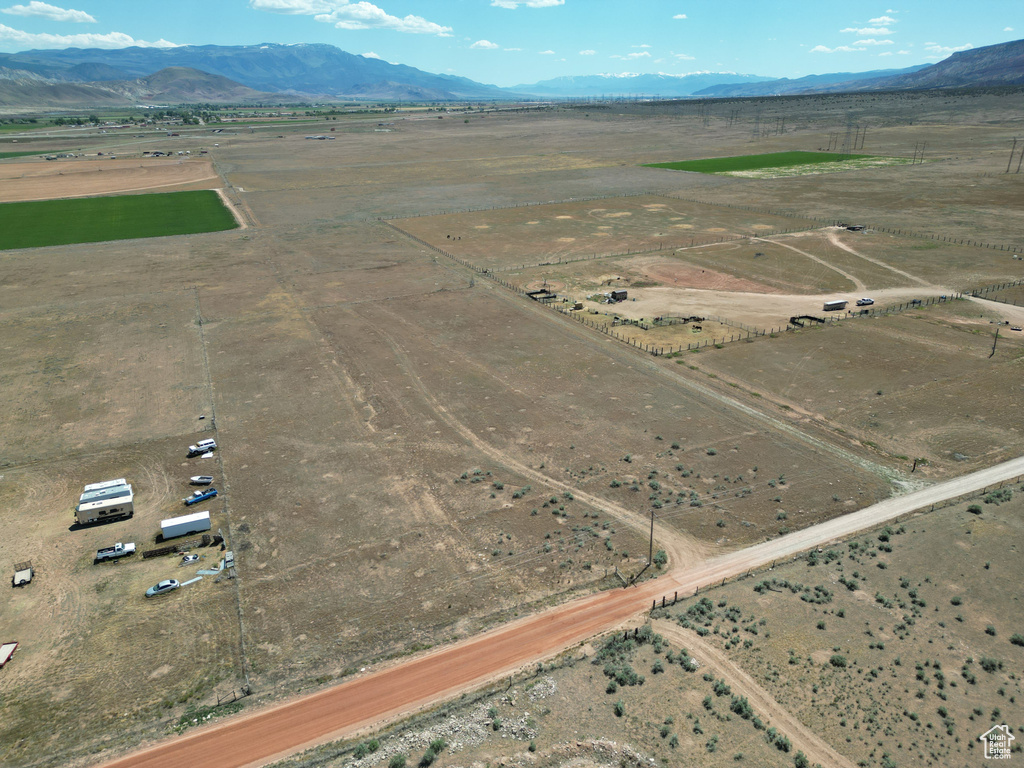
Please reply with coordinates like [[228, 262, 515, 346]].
[[752, 236, 866, 292], [364, 315, 707, 573], [653, 620, 858, 768], [476, 274, 910, 490], [825, 229, 932, 287]]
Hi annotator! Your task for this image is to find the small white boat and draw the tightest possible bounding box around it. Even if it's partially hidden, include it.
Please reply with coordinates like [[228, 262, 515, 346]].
[[190, 475, 214, 485]]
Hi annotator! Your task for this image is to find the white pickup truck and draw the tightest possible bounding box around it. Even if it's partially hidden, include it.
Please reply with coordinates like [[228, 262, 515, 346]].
[[95, 542, 136, 562]]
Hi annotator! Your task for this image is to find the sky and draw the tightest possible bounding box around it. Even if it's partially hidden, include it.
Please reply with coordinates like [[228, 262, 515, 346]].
[[0, 0, 1021, 87]]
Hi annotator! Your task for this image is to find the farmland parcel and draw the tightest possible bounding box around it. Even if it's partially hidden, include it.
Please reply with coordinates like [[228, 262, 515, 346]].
[[0, 90, 1022, 768], [0, 189, 236, 250]]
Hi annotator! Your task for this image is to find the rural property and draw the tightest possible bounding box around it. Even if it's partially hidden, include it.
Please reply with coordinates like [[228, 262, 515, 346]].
[[1, 89, 1023, 768]]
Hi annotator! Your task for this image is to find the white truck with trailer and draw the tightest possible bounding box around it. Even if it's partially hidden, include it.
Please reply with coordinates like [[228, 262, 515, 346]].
[[95, 543, 136, 562], [161, 511, 211, 540]]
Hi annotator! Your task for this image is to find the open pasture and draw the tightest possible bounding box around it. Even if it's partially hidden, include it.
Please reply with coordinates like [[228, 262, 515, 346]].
[[0, 157, 219, 203], [685, 298, 1024, 475], [394, 195, 821, 273], [1, 90, 1023, 767]]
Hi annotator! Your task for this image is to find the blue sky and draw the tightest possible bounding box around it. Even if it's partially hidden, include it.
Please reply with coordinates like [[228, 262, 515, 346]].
[[0, 0, 1020, 86]]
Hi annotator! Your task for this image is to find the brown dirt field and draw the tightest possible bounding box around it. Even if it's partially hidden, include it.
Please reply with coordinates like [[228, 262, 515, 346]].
[[395, 195, 821, 273], [2, 91, 1024, 768], [0, 157, 219, 202], [684, 299, 1024, 475]]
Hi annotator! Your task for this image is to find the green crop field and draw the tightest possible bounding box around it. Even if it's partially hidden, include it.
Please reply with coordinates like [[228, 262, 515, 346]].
[[644, 150, 871, 174], [0, 190, 237, 250], [0, 150, 61, 159]]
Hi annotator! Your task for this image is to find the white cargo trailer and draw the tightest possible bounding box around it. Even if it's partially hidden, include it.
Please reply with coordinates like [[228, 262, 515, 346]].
[[161, 510, 211, 540], [823, 299, 848, 311]]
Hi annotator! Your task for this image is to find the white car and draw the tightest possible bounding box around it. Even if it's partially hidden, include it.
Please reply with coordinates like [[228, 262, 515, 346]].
[[180, 554, 200, 566], [145, 579, 180, 597]]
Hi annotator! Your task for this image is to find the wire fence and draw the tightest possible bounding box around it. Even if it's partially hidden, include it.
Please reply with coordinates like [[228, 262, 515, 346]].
[[380, 218, 1005, 358]]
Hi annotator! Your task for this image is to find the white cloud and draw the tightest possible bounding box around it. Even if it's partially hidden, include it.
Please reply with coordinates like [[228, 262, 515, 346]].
[[1005, 27, 1014, 32], [923, 41, 973, 58], [491, 0, 563, 8], [360, 51, 380, 58], [0, 22, 176, 48], [1, 1, 94, 22], [897, 49, 910, 54], [671, 51, 695, 60], [504, 46, 521, 51], [869, 15, 897, 25], [633, 43, 651, 48], [470, 39, 498, 49], [854, 38, 894, 46], [879, 51, 892, 56], [673, 14, 687, 20], [578, 49, 595, 55], [810, 44, 866, 53], [539, 49, 554, 54], [612, 51, 651, 60], [251, 1, 452, 35], [841, 26, 893, 35]]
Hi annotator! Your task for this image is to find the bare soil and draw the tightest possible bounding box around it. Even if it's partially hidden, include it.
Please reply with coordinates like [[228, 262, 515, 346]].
[[1, 90, 1023, 768]]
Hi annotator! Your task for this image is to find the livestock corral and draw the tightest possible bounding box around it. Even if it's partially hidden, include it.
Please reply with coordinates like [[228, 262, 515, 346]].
[[0, 89, 1023, 768]]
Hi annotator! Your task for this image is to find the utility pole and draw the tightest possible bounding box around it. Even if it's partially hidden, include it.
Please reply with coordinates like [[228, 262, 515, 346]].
[[1007, 138, 1018, 174], [991, 326, 1000, 359], [648, 508, 655, 565]]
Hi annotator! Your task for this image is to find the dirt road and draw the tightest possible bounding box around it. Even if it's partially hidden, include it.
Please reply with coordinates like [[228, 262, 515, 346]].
[[99, 454, 1024, 768], [652, 620, 858, 768]]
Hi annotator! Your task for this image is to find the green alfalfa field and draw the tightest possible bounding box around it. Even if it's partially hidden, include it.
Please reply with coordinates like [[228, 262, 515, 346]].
[[0, 189, 236, 249]]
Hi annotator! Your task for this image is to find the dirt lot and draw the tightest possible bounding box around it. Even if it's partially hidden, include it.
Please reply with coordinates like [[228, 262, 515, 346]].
[[1, 90, 1023, 767], [0, 157, 219, 202]]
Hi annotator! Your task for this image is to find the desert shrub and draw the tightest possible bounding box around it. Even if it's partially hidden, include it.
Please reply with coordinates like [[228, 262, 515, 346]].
[[389, 755, 407, 768], [830, 654, 847, 668], [614, 700, 625, 717], [1009, 634, 1024, 647], [979, 657, 1003, 673]]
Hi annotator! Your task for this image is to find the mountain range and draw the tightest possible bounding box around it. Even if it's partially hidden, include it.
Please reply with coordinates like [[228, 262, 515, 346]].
[[0, 38, 1021, 108]]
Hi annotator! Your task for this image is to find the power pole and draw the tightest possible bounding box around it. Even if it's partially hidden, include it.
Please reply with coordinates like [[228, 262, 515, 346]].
[[648, 508, 655, 565], [991, 326, 1000, 359], [1007, 138, 1018, 174]]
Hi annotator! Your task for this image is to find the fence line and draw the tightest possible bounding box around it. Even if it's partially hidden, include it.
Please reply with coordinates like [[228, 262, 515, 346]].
[[380, 218, 1004, 358], [646, 474, 1024, 604]]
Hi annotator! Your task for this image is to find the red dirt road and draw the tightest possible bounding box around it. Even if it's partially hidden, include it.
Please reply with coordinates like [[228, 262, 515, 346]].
[[101, 455, 1024, 768]]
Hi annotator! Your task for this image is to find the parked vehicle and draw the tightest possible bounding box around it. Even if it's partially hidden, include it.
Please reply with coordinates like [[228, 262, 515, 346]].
[[184, 488, 218, 506], [823, 299, 848, 311], [856, 298, 875, 306], [145, 579, 180, 597], [180, 554, 200, 565], [95, 542, 136, 562], [187, 439, 217, 457], [162, 511, 212, 539], [190, 476, 214, 485], [13, 561, 32, 587]]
